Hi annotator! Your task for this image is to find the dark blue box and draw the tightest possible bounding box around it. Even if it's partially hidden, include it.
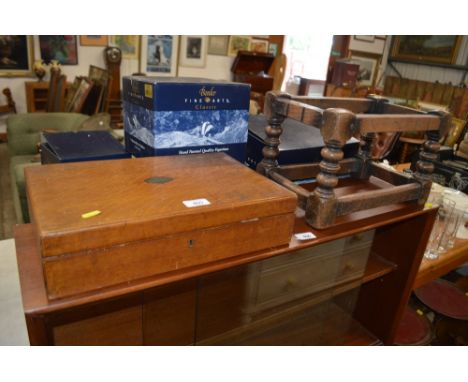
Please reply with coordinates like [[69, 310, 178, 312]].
[[246, 114, 360, 169], [122, 76, 250, 162], [40, 131, 131, 164]]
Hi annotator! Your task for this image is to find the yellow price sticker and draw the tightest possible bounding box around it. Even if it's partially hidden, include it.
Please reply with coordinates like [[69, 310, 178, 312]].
[[81, 210, 101, 219], [144, 84, 153, 98]]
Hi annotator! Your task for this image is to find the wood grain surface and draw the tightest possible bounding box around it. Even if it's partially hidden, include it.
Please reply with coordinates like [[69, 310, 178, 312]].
[[26, 153, 297, 258]]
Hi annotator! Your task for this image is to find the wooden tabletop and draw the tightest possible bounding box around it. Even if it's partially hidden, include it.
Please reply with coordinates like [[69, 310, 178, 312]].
[[414, 238, 468, 289], [391, 163, 468, 288]]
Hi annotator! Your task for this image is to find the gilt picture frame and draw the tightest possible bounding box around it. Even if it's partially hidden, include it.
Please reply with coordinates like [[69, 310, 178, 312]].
[[80, 36, 109, 47], [251, 39, 269, 53], [391, 36, 461, 65], [0, 35, 34, 77], [228, 36, 251, 57], [140, 35, 179, 76]]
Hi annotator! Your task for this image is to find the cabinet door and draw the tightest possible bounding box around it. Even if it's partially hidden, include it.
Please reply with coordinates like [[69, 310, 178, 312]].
[[143, 279, 197, 345], [53, 305, 143, 346]]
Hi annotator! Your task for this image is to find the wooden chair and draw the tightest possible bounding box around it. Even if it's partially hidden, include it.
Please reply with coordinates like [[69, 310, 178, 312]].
[[250, 53, 288, 113], [268, 53, 287, 91], [0, 88, 17, 142], [256, 92, 451, 229]]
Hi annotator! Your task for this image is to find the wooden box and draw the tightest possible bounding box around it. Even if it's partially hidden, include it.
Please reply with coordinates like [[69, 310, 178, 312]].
[[25, 153, 297, 300]]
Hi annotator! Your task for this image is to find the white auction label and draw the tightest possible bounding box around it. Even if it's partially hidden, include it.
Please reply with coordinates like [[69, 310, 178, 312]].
[[183, 198, 211, 208], [294, 232, 317, 241]]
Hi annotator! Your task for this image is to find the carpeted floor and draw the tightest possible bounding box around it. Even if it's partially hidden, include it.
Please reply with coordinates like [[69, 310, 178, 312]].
[[0, 142, 16, 240]]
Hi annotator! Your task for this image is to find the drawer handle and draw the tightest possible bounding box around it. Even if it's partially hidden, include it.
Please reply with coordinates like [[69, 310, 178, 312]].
[[343, 263, 355, 273], [284, 277, 297, 291]]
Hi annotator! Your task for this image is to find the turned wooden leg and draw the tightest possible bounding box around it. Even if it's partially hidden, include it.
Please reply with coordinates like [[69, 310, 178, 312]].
[[256, 92, 290, 176], [413, 130, 440, 204], [306, 108, 355, 229], [355, 132, 375, 179], [256, 113, 286, 176], [413, 111, 451, 204]]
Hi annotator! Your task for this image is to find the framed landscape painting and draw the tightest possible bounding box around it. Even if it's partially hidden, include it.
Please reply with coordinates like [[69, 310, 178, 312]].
[[228, 36, 251, 56], [39, 35, 78, 65], [110, 35, 139, 59], [391, 36, 461, 65], [140, 35, 178, 76], [0, 35, 34, 77]]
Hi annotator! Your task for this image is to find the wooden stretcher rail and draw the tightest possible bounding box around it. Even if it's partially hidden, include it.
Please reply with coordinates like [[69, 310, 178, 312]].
[[356, 114, 441, 134], [383, 102, 427, 115], [370, 163, 414, 186], [336, 183, 422, 216], [289, 96, 373, 114], [269, 172, 309, 210], [277, 158, 359, 181]]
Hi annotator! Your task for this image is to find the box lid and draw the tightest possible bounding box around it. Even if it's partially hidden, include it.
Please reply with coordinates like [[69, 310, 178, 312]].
[[42, 131, 129, 162], [123, 76, 249, 87], [231, 51, 275, 75], [249, 114, 325, 151], [25, 153, 297, 258]]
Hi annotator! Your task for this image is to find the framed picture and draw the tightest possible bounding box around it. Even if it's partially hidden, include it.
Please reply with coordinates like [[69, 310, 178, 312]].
[[268, 43, 278, 57], [80, 35, 108, 47], [67, 76, 93, 113], [179, 35, 207, 68], [348, 51, 381, 87], [228, 36, 251, 57], [444, 117, 467, 147], [251, 39, 269, 53], [88, 65, 109, 83], [391, 36, 461, 65], [110, 35, 139, 59], [208, 35, 229, 56], [140, 35, 179, 76], [39, 36, 78, 65], [0, 35, 34, 77]]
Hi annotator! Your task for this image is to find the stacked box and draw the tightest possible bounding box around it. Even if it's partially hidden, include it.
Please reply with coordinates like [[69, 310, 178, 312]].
[[123, 76, 251, 162]]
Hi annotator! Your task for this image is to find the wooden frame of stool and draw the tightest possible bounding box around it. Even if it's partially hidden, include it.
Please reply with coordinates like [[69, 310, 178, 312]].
[[257, 91, 451, 229]]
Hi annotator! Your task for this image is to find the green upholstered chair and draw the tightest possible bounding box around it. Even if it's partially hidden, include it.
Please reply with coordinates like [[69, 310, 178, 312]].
[[7, 112, 91, 223]]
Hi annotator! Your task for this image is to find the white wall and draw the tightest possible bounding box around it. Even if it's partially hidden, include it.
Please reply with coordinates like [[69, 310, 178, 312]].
[[178, 54, 234, 80], [0, 36, 236, 114]]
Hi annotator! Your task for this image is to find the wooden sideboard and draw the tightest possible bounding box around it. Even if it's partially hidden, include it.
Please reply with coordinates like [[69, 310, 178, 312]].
[[25, 81, 49, 112], [15, 204, 436, 345]]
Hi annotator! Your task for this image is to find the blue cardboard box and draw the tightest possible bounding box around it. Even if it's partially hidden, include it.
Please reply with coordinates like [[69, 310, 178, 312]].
[[122, 76, 251, 162], [246, 114, 360, 169], [40, 131, 131, 164]]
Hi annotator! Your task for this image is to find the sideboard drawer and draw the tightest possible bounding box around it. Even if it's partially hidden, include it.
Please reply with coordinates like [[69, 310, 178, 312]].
[[251, 230, 375, 312]]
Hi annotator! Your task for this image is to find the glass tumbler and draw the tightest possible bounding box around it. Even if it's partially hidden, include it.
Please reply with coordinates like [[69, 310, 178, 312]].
[[424, 198, 456, 260]]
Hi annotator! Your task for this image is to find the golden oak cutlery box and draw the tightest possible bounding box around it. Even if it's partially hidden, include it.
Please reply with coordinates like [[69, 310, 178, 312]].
[[25, 153, 297, 300]]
